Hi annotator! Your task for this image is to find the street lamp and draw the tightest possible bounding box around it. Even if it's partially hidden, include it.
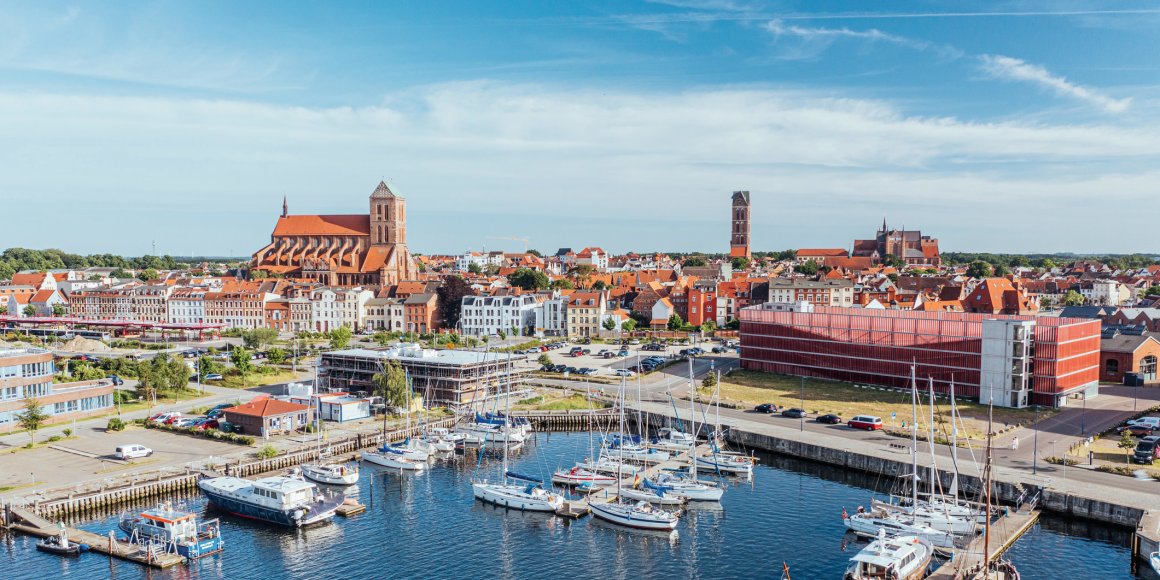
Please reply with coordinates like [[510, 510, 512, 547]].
[[1032, 405, 1040, 475], [1080, 395, 1087, 436]]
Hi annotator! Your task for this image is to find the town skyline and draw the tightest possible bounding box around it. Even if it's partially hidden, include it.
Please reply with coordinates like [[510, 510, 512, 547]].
[[3, 2, 1160, 255]]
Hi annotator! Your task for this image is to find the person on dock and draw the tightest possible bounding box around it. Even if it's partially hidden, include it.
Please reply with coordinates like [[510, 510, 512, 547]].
[[1010, 436, 1019, 451]]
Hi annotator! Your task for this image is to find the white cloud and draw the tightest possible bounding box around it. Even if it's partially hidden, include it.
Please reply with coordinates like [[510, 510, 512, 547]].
[[0, 84, 1157, 254], [979, 54, 1131, 113], [766, 19, 919, 46]]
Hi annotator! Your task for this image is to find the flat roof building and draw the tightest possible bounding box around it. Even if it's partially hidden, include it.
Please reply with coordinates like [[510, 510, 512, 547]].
[[739, 304, 1100, 408], [0, 347, 114, 432]]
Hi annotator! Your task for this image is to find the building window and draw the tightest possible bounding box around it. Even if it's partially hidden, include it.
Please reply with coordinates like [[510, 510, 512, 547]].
[[1105, 359, 1119, 374]]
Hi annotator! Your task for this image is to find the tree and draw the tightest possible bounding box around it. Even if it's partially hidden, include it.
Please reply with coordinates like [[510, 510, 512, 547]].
[[730, 256, 750, 271], [241, 327, 279, 349], [110, 267, 129, 279], [537, 353, 552, 367], [550, 278, 574, 290], [1040, 296, 1056, 311], [882, 254, 906, 269], [266, 347, 287, 365], [725, 318, 740, 330], [231, 347, 253, 384], [701, 372, 718, 390], [622, 318, 637, 332], [15, 397, 48, 444], [993, 263, 1011, 277], [51, 303, 66, 317], [436, 275, 474, 331], [1063, 290, 1085, 306], [701, 320, 717, 333], [139, 268, 159, 281], [1144, 285, 1160, 298], [22, 304, 36, 317], [508, 268, 549, 291], [966, 260, 994, 278], [796, 260, 819, 276], [602, 317, 617, 332], [1035, 258, 1057, 270], [329, 326, 352, 349], [667, 313, 683, 331], [372, 359, 409, 409], [467, 262, 483, 274], [0, 305, 6, 315], [682, 255, 707, 268], [591, 280, 607, 291], [1119, 429, 1137, 463], [497, 329, 507, 340]]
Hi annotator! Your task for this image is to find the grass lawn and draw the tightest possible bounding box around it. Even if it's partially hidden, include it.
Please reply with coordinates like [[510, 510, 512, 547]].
[[513, 393, 611, 411], [714, 370, 1054, 442], [210, 369, 301, 389]]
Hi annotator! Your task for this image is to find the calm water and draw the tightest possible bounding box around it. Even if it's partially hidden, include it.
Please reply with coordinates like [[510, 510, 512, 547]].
[[1, 433, 1147, 580]]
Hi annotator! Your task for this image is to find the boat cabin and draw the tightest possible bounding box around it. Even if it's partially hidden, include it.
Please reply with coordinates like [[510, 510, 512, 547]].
[[847, 536, 927, 579], [135, 507, 199, 541]]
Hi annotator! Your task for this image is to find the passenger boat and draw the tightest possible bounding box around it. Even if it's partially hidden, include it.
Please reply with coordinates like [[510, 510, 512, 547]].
[[299, 462, 359, 486], [591, 499, 681, 531], [551, 465, 617, 487], [35, 526, 87, 557], [363, 448, 427, 471], [119, 503, 223, 559], [844, 531, 933, 580], [198, 476, 343, 527]]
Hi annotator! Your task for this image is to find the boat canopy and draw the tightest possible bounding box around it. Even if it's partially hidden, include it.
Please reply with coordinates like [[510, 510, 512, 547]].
[[506, 471, 543, 484]]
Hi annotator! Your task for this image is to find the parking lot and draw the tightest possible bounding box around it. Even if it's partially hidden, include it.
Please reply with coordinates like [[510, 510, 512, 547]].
[[522, 338, 739, 378]]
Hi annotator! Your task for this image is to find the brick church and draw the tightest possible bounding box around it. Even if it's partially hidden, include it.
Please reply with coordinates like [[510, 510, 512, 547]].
[[250, 181, 418, 287]]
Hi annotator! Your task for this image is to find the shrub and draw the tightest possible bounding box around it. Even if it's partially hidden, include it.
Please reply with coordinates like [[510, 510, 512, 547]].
[[1045, 456, 1078, 466], [144, 420, 255, 445], [62, 428, 72, 438], [257, 445, 278, 459], [107, 418, 126, 432], [46, 435, 62, 442], [1095, 465, 1136, 476]]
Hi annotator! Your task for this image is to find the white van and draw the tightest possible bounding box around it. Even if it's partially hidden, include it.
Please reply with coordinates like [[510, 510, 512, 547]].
[[115, 444, 153, 460], [1127, 417, 1160, 429]]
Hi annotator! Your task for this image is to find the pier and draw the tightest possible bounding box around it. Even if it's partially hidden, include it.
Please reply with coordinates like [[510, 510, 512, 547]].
[[926, 507, 1041, 579], [3, 505, 185, 569]]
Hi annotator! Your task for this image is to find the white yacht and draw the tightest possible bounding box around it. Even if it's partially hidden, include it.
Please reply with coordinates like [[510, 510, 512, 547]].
[[363, 448, 427, 471], [198, 476, 341, 527], [590, 499, 680, 531], [472, 472, 563, 512], [843, 509, 957, 550], [646, 472, 724, 502], [299, 463, 359, 486], [844, 531, 933, 580]]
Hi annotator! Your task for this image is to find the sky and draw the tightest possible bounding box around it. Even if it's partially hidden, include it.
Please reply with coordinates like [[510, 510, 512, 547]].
[[1, 1, 1159, 257]]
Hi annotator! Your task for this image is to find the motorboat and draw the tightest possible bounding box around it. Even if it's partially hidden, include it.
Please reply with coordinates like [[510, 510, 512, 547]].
[[650, 427, 696, 452], [844, 531, 933, 580], [299, 462, 360, 486], [35, 526, 87, 557], [363, 448, 427, 471], [119, 503, 223, 559], [198, 476, 342, 527], [1149, 551, 1159, 575], [843, 509, 957, 550], [646, 472, 724, 502], [472, 471, 563, 512], [551, 465, 617, 487], [590, 499, 680, 531]]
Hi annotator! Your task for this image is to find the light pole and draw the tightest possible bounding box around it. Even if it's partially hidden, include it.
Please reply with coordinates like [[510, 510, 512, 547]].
[[1080, 395, 1087, 437], [800, 376, 805, 432], [1032, 405, 1040, 475]]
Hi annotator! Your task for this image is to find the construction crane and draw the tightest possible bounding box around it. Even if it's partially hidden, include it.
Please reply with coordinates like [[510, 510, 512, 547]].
[[486, 236, 531, 253]]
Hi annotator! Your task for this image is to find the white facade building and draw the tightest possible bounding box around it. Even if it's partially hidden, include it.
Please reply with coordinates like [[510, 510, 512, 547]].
[[364, 297, 405, 331], [311, 287, 375, 333], [461, 295, 541, 337], [456, 251, 504, 272], [168, 288, 206, 325]]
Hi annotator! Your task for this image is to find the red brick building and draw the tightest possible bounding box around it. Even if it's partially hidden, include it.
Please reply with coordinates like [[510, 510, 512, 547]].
[[1099, 331, 1160, 384], [729, 191, 751, 259]]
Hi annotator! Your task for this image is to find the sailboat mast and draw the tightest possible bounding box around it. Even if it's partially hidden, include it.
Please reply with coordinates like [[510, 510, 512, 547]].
[[984, 391, 994, 570], [949, 378, 959, 499], [617, 374, 626, 499], [689, 357, 697, 483], [928, 376, 937, 498], [910, 365, 918, 510]]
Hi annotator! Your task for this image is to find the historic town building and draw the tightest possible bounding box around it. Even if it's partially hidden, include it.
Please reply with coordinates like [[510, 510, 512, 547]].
[[729, 190, 751, 259], [852, 219, 941, 267], [250, 181, 418, 287]]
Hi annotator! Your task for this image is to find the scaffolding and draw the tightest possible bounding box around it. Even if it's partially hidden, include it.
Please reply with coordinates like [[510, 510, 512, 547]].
[[320, 348, 530, 407]]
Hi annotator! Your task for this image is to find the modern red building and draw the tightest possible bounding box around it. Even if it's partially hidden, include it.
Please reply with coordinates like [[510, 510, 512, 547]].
[[739, 304, 1100, 408]]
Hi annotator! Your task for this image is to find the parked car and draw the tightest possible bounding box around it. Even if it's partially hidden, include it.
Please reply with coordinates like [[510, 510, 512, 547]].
[[711, 347, 726, 354], [816, 414, 843, 425], [192, 418, 220, 431], [613, 369, 635, 377], [106, 375, 124, 386], [754, 403, 778, 413], [1123, 424, 1156, 437], [617, 349, 629, 357], [204, 373, 223, 381], [1125, 417, 1160, 430], [1133, 436, 1160, 464], [115, 444, 153, 460], [148, 412, 181, 424], [564, 366, 578, 374], [552, 364, 567, 372], [848, 415, 884, 430], [780, 408, 806, 419], [173, 418, 199, 428]]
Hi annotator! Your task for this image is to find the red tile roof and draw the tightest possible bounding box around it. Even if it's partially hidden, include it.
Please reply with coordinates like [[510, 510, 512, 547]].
[[271, 215, 370, 237], [795, 248, 848, 258], [224, 398, 309, 418]]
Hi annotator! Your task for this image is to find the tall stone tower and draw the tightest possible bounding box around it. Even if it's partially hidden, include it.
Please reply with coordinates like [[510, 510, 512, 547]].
[[729, 190, 751, 259], [370, 180, 406, 246]]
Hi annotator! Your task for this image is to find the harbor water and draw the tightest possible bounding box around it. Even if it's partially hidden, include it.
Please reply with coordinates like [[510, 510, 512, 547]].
[[1, 432, 1146, 579]]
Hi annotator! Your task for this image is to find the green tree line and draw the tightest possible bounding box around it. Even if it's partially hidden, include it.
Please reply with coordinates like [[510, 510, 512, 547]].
[[0, 247, 216, 280]]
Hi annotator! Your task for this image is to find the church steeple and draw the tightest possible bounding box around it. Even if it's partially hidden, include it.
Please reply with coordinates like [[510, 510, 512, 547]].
[[282, 196, 288, 218], [369, 180, 406, 246], [881, 217, 887, 232]]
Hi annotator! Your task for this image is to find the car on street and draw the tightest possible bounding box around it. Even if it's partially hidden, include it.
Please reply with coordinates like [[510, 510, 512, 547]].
[[780, 408, 806, 419], [1133, 436, 1160, 464], [617, 349, 629, 357], [612, 369, 635, 377], [115, 444, 153, 460], [816, 414, 842, 425], [204, 373, 224, 381], [754, 403, 778, 413], [848, 415, 884, 430], [106, 375, 124, 386]]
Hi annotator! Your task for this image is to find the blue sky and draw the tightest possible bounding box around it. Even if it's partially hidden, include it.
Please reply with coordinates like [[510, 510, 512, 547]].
[[2, 1, 1158, 256]]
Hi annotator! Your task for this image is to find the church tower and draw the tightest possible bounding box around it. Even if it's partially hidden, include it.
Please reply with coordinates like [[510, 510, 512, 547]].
[[370, 180, 406, 246], [729, 190, 751, 259]]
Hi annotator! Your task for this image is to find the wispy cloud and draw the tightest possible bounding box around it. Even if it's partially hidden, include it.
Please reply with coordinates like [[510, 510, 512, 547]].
[[979, 54, 1131, 113], [764, 19, 963, 60]]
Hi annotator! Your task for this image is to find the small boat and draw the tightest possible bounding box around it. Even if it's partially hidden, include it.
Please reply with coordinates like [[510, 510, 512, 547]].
[[198, 476, 343, 527], [419, 432, 455, 453], [649, 427, 696, 452], [590, 499, 680, 531], [551, 465, 618, 487], [472, 472, 564, 512], [363, 449, 427, 471], [843, 530, 933, 580], [580, 456, 640, 476], [381, 439, 432, 461], [694, 451, 755, 476], [620, 485, 685, 506], [646, 472, 724, 502], [119, 503, 223, 559], [843, 508, 957, 550], [604, 443, 671, 464], [36, 526, 88, 557], [299, 462, 359, 486]]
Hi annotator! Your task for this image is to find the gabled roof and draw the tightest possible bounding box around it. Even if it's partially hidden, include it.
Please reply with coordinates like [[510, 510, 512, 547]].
[[272, 215, 370, 237], [796, 248, 848, 258], [370, 180, 401, 199], [224, 398, 309, 418]]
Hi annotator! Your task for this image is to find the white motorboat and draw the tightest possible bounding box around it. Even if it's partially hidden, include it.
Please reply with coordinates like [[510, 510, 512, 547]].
[[843, 510, 957, 550], [844, 531, 933, 580], [299, 462, 359, 486], [362, 449, 427, 471], [551, 465, 617, 487], [590, 499, 680, 530], [472, 472, 563, 512], [198, 476, 342, 527], [646, 472, 724, 502]]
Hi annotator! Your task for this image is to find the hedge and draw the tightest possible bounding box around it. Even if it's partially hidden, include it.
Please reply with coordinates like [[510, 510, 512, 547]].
[[145, 421, 255, 445]]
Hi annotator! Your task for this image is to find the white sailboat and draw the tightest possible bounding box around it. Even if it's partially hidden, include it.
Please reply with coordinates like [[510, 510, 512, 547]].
[[695, 367, 754, 477], [363, 365, 427, 471], [590, 374, 681, 530], [300, 363, 359, 486]]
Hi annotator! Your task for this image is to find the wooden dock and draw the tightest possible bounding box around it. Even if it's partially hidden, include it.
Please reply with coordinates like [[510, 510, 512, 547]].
[[4, 506, 185, 569], [926, 508, 1041, 579], [336, 500, 366, 517]]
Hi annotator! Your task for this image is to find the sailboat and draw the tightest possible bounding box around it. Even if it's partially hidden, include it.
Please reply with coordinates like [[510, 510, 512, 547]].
[[300, 363, 359, 485], [956, 390, 1021, 580], [471, 350, 562, 512], [643, 362, 724, 501], [590, 374, 681, 530], [363, 365, 427, 471], [694, 366, 754, 477], [553, 380, 619, 488]]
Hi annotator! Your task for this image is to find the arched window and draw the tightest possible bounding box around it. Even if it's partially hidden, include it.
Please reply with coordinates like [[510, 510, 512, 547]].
[[1105, 359, 1119, 374], [1141, 355, 1158, 379]]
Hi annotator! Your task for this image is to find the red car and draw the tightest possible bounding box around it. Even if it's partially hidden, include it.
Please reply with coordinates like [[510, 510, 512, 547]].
[[848, 415, 883, 430]]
